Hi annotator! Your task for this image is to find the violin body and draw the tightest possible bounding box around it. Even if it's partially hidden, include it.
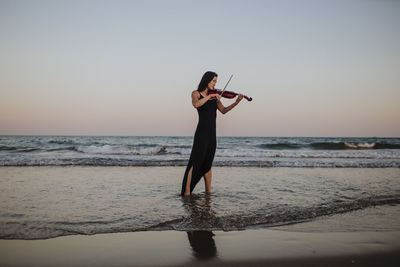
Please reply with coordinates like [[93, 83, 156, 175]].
[[209, 89, 253, 102]]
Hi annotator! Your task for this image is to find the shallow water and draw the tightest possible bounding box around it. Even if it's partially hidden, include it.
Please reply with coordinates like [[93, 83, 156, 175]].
[[0, 167, 399, 239]]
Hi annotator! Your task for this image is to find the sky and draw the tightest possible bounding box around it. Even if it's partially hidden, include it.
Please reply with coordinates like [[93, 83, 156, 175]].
[[0, 0, 399, 137]]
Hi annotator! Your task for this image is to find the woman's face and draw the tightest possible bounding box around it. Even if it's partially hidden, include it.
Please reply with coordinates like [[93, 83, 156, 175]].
[[207, 76, 217, 90]]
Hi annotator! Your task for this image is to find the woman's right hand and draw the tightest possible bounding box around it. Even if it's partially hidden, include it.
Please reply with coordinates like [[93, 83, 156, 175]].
[[208, 94, 220, 101]]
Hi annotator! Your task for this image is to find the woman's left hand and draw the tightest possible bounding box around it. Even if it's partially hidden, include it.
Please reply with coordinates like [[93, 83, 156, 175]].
[[236, 94, 244, 102]]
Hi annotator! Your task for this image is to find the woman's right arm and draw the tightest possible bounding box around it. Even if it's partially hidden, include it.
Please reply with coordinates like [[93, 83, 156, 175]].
[[192, 91, 213, 108]]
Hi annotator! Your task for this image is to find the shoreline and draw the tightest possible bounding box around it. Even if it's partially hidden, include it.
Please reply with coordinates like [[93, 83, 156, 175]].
[[1, 166, 399, 266], [1, 228, 400, 267]]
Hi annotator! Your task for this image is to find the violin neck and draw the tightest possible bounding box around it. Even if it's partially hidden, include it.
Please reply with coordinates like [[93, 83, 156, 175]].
[[244, 95, 252, 101]]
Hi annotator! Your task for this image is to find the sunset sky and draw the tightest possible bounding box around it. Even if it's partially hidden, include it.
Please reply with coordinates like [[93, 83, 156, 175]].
[[1, 0, 399, 137]]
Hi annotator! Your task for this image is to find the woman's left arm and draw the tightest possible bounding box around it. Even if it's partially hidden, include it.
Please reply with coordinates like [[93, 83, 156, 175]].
[[217, 94, 244, 114]]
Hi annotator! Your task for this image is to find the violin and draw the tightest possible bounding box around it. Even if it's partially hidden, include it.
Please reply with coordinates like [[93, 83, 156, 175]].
[[208, 89, 253, 102]]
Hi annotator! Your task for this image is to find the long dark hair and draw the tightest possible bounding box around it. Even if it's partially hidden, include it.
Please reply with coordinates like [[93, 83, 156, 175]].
[[197, 71, 218, 92]]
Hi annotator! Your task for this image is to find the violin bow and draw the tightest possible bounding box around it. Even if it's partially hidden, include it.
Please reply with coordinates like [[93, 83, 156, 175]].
[[220, 74, 233, 96]]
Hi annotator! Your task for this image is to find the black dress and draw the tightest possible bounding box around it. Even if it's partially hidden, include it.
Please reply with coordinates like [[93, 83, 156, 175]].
[[181, 93, 217, 195]]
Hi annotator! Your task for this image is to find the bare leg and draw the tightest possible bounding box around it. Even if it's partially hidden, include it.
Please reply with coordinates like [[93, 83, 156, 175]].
[[204, 168, 212, 194], [184, 166, 193, 196]]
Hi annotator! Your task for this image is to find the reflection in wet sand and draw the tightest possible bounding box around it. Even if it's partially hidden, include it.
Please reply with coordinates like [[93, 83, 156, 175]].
[[183, 194, 218, 260], [187, 231, 217, 260]]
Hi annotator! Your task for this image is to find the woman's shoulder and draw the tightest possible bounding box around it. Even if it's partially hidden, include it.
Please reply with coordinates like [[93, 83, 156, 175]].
[[191, 90, 200, 98]]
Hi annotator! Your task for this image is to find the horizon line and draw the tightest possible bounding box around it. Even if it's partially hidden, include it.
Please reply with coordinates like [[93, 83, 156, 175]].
[[0, 134, 399, 138]]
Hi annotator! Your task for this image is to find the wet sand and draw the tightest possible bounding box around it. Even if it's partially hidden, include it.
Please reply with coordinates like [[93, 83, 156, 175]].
[[0, 227, 399, 266]]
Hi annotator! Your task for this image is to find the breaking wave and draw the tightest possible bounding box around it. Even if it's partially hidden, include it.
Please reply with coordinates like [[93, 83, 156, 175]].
[[2, 194, 399, 240]]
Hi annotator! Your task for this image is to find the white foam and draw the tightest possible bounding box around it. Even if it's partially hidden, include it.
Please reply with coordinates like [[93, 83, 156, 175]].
[[75, 145, 173, 155], [344, 142, 375, 149], [216, 148, 400, 159]]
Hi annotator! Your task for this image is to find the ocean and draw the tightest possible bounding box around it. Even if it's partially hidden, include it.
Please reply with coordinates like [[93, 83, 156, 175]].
[[0, 136, 399, 240], [1, 135, 400, 167]]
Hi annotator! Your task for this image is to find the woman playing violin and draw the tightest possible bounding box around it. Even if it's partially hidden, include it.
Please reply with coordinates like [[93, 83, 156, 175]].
[[181, 71, 244, 196]]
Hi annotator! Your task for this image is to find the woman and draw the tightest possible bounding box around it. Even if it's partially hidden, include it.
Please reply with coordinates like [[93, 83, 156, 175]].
[[181, 71, 244, 196]]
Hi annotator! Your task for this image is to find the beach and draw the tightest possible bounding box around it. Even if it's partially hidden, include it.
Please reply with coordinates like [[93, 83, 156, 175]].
[[1, 225, 399, 266], [0, 165, 399, 266]]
